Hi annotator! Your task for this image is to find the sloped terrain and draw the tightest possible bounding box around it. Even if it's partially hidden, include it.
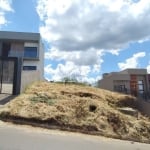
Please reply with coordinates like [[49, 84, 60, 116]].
[[0, 81, 150, 143]]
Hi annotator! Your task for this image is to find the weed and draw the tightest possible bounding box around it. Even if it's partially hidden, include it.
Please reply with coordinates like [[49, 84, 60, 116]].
[[30, 93, 55, 105]]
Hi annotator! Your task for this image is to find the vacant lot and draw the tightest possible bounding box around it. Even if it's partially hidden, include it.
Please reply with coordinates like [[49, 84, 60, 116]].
[[0, 81, 150, 143]]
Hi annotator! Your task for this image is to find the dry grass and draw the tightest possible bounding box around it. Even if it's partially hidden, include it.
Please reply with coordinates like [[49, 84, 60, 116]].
[[0, 81, 150, 143]]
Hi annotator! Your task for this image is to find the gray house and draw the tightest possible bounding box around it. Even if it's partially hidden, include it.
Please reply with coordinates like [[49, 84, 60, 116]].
[[0, 31, 44, 95], [98, 69, 150, 98]]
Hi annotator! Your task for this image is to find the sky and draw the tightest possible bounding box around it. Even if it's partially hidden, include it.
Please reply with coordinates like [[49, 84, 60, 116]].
[[0, 0, 150, 84]]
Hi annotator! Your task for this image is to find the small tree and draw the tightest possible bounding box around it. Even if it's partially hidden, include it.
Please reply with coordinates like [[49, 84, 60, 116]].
[[62, 76, 78, 84]]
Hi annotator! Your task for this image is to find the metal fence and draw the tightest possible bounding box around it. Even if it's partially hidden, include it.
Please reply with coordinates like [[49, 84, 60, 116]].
[[0, 57, 22, 95], [137, 91, 150, 101], [114, 88, 150, 102], [0, 59, 15, 94]]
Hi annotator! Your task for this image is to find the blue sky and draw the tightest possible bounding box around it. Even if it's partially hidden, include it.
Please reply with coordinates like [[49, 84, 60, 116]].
[[0, 0, 150, 83]]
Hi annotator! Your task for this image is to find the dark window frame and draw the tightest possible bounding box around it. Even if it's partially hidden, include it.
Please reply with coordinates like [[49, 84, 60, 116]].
[[24, 47, 38, 59], [23, 66, 37, 71], [114, 84, 126, 92], [138, 80, 144, 93]]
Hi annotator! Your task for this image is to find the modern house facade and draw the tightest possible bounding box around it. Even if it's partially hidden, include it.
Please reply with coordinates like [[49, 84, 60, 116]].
[[98, 69, 150, 98], [0, 31, 44, 95]]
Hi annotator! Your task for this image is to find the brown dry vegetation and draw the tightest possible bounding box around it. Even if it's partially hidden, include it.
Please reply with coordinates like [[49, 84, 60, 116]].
[[0, 81, 150, 143]]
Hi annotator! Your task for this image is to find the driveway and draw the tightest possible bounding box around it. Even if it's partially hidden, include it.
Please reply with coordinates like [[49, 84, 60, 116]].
[[0, 94, 15, 105], [0, 83, 13, 94]]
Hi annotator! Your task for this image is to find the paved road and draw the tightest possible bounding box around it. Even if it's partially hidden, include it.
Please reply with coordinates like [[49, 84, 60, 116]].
[[0, 121, 150, 150]]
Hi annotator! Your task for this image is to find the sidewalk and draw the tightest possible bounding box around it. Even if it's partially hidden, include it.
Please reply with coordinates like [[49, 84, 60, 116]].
[[0, 94, 15, 105]]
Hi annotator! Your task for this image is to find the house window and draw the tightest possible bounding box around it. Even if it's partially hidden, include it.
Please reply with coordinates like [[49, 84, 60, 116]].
[[138, 80, 144, 94], [24, 47, 38, 58], [23, 66, 37, 71], [119, 85, 126, 91], [138, 80, 143, 84], [114, 85, 127, 93]]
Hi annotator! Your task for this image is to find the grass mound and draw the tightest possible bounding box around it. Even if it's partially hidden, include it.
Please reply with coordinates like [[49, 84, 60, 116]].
[[0, 81, 150, 143]]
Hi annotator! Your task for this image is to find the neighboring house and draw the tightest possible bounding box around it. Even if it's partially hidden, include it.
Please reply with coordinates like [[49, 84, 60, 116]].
[[98, 69, 150, 98], [0, 31, 44, 95]]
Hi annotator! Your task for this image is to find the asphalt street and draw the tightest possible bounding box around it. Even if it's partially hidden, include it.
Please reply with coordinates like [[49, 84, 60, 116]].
[[0, 121, 150, 150]]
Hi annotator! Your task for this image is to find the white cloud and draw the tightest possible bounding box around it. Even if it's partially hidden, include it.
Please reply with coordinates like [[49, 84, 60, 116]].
[[0, 0, 13, 27], [118, 52, 146, 70], [44, 47, 104, 82], [36, 0, 150, 82], [44, 60, 102, 84], [45, 47, 104, 67], [44, 61, 92, 82], [37, 0, 150, 51]]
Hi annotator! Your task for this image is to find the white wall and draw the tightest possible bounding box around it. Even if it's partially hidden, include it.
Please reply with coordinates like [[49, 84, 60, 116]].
[[21, 39, 44, 92], [21, 71, 40, 92]]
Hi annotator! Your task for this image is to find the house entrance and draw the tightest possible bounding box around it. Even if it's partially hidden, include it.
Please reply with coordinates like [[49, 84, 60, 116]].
[[0, 58, 15, 94], [0, 57, 22, 95]]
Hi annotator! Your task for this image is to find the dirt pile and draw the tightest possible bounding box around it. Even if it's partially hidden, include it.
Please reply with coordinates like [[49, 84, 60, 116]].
[[0, 81, 150, 143]]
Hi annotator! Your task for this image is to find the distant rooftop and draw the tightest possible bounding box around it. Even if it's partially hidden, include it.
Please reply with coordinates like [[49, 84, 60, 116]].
[[0, 31, 41, 42], [103, 68, 148, 78], [120, 68, 147, 74]]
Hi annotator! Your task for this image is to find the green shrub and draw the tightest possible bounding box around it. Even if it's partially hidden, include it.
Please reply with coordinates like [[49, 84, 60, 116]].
[[30, 93, 55, 105]]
